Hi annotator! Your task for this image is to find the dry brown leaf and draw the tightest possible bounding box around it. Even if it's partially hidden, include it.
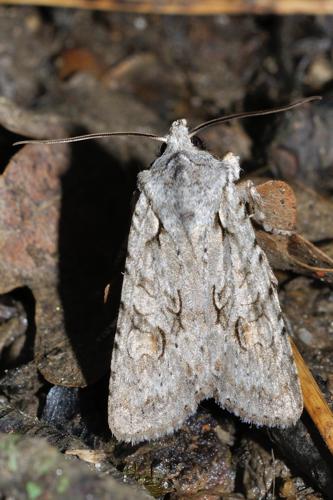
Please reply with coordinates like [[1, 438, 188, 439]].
[[252, 175, 333, 241], [256, 180, 297, 233], [57, 48, 105, 80], [252, 179, 333, 284], [256, 231, 333, 284], [0, 144, 68, 289], [0, 143, 115, 386]]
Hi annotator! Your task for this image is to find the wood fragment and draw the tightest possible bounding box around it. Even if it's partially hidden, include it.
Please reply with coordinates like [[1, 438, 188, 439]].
[[291, 339, 333, 455], [65, 449, 109, 464], [1, 0, 333, 14]]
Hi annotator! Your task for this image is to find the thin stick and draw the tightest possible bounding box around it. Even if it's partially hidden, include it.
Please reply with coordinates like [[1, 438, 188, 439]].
[[291, 338, 333, 455], [2, 0, 333, 15]]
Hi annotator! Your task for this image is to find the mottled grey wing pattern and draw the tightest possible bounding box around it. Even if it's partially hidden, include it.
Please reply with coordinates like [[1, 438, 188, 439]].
[[210, 180, 303, 426], [108, 147, 302, 444], [108, 193, 214, 443]]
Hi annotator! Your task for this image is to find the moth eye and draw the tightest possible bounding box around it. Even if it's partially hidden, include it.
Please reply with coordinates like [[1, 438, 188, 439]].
[[191, 135, 205, 150], [159, 142, 167, 156]]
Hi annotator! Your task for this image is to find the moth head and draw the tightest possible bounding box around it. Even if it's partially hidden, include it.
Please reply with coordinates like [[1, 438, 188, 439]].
[[163, 119, 194, 152], [156, 120, 205, 157]]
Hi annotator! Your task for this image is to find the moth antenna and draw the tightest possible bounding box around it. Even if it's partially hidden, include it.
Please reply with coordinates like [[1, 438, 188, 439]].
[[189, 95, 322, 136], [13, 131, 166, 146]]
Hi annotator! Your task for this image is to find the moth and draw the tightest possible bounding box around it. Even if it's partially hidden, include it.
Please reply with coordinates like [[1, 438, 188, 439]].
[[16, 96, 320, 444]]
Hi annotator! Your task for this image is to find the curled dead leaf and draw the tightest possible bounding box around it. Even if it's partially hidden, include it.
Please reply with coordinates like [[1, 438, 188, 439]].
[[0, 141, 120, 387], [256, 231, 333, 284], [255, 180, 333, 284]]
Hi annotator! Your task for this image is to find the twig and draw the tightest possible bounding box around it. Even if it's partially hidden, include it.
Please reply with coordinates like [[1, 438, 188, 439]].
[[291, 338, 333, 455], [2, 0, 333, 14]]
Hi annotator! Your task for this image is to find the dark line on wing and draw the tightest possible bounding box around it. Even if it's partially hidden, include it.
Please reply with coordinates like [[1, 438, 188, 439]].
[[167, 290, 184, 330], [156, 220, 163, 247], [212, 284, 230, 325], [215, 212, 226, 239], [133, 304, 151, 317], [138, 280, 155, 298], [157, 328, 166, 359]]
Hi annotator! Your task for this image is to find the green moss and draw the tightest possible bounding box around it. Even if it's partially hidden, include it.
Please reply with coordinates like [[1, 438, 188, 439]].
[[0, 435, 20, 472], [33, 454, 57, 476], [26, 481, 42, 499], [57, 475, 70, 494]]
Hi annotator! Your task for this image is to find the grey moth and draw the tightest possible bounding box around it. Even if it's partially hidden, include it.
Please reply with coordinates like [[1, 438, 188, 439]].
[[107, 114, 306, 443]]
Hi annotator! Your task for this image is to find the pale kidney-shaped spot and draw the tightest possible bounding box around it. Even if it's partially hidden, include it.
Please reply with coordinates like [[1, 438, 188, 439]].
[[127, 328, 165, 361], [235, 317, 257, 349]]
